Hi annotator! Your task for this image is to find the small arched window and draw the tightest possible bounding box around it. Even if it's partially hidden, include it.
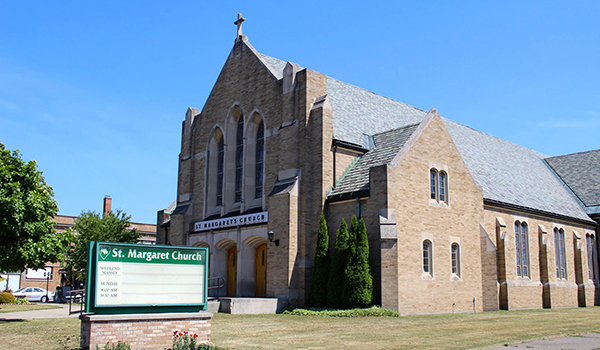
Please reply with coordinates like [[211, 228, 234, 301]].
[[439, 171, 448, 203], [234, 117, 244, 203], [423, 240, 433, 275], [554, 228, 567, 279], [430, 169, 438, 200], [451, 243, 460, 277], [515, 221, 529, 278]]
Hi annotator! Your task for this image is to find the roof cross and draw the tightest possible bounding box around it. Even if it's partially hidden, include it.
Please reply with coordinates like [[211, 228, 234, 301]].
[[234, 13, 246, 38]]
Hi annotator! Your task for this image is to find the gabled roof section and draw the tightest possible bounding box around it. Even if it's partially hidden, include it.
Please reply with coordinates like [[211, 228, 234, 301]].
[[444, 119, 593, 223], [545, 149, 600, 208], [326, 77, 427, 146], [247, 45, 594, 224], [329, 123, 420, 197], [259, 54, 288, 79]]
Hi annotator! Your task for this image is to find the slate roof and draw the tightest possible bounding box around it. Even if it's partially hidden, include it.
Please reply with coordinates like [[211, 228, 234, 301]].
[[257, 51, 594, 223], [545, 150, 600, 208], [330, 123, 420, 196]]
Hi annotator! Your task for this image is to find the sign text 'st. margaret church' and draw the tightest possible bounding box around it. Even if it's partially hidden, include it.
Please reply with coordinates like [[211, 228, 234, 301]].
[[157, 15, 600, 314]]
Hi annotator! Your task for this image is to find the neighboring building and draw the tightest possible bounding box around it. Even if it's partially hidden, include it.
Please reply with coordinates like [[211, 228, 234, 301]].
[[158, 28, 599, 314], [11, 196, 157, 293]]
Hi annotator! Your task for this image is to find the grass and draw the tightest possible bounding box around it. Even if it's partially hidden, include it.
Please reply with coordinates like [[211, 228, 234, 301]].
[[0, 307, 599, 350], [0, 303, 62, 313], [210, 307, 600, 350]]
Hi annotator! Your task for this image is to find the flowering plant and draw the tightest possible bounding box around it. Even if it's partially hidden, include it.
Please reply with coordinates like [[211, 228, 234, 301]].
[[171, 330, 214, 350], [96, 340, 131, 350]]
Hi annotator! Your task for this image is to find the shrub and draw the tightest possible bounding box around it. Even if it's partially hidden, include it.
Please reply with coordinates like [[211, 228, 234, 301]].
[[14, 297, 29, 305], [327, 219, 349, 309], [283, 306, 399, 317], [310, 213, 330, 307], [0, 291, 15, 304], [96, 341, 130, 350], [345, 217, 373, 308]]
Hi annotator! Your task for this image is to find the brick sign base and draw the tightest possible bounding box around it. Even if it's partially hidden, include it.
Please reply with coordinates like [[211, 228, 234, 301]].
[[80, 312, 213, 350]]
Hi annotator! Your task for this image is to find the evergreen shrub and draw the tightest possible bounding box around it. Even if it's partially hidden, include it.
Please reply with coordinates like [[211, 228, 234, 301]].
[[283, 306, 399, 317], [327, 219, 349, 308], [345, 217, 373, 307], [0, 291, 15, 304], [310, 213, 330, 307]]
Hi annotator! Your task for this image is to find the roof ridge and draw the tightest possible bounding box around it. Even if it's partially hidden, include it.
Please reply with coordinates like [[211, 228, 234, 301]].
[[373, 122, 421, 137], [545, 148, 600, 160]]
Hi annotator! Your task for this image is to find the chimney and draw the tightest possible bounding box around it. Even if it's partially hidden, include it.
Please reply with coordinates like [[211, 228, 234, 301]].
[[103, 195, 112, 217]]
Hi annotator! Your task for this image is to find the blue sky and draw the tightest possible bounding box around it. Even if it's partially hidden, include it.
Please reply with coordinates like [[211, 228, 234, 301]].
[[1, 1, 599, 223]]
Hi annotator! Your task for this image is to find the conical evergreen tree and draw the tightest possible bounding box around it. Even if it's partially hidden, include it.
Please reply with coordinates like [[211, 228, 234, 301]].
[[342, 215, 359, 306], [346, 217, 373, 308], [310, 213, 330, 307], [327, 218, 349, 308]]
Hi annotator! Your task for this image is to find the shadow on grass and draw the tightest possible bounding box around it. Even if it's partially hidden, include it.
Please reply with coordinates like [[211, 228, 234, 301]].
[[0, 319, 26, 323]]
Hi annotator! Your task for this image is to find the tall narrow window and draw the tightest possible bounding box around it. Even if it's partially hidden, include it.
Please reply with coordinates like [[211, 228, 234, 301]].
[[255, 120, 264, 199], [515, 221, 529, 277], [451, 243, 460, 277], [235, 118, 244, 203], [439, 171, 447, 203], [423, 240, 433, 275], [430, 169, 438, 200], [554, 228, 567, 279], [216, 138, 224, 206], [586, 234, 596, 281]]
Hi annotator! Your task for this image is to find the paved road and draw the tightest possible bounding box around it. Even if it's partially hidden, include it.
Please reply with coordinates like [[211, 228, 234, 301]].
[[0, 303, 81, 320], [487, 333, 600, 350]]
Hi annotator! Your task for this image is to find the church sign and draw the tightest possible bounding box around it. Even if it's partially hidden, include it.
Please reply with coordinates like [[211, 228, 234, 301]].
[[194, 211, 268, 232], [85, 241, 208, 314]]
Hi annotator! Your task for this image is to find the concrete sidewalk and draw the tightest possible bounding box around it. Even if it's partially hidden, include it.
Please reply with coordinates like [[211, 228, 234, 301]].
[[487, 333, 600, 350], [0, 303, 81, 320]]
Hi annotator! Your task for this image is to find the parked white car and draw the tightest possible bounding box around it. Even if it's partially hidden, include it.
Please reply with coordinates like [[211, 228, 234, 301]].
[[13, 287, 55, 302]]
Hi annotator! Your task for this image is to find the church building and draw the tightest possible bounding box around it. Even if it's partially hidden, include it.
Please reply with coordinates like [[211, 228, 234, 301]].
[[157, 20, 599, 314]]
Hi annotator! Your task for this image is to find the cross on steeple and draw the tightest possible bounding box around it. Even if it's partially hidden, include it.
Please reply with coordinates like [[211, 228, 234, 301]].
[[234, 13, 246, 38]]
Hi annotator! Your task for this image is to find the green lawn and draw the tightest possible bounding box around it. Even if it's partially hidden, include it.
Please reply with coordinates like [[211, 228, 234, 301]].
[[0, 307, 599, 350], [0, 303, 61, 313]]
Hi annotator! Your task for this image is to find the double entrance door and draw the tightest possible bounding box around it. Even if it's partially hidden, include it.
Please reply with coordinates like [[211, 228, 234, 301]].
[[226, 244, 267, 297]]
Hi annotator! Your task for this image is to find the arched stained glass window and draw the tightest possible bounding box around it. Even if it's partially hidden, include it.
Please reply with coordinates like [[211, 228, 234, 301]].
[[216, 137, 224, 206], [555, 228, 567, 279], [255, 120, 264, 199], [515, 221, 529, 277], [235, 117, 244, 203]]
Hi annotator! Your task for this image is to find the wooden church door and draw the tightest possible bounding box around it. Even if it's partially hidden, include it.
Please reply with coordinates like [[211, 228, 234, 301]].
[[227, 246, 237, 296], [255, 243, 267, 297]]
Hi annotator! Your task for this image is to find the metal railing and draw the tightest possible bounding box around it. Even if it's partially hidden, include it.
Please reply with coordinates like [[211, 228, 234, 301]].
[[66, 289, 85, 315], [208, 276, 225, 299]]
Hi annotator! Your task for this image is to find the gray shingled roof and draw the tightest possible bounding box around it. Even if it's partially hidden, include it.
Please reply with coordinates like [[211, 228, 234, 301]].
[[330, 123, 420, 196], [327, 77, 426, 146], [545, 150, 600, 208], [257, 50, 593, 223]]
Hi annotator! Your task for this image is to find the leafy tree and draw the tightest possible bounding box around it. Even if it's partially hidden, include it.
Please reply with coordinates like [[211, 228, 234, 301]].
[[310, 213, 330, 307], [346, 217, 373, 308], [327, 218, 349, 308], [66, 210, 140, 280], [0, 142, 73, 272]]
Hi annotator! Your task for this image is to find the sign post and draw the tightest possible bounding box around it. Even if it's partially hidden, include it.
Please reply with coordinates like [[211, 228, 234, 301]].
[[85, 241, 208, 314]]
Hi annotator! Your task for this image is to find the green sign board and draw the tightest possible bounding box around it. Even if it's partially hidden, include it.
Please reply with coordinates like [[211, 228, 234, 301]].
[[85, 242, 208, 314]]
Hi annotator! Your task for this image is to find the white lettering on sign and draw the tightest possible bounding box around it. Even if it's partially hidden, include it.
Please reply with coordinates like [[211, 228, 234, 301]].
[[194, 211, 268, 232]]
